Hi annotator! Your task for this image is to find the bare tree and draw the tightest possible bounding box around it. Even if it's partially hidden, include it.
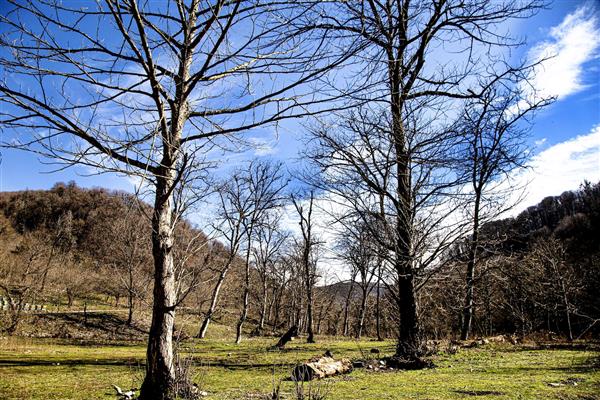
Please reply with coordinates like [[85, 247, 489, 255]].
[[456, 85, 550, 340], [301, 0, 545, 362], [341, 266, 358, 337], [292, 191, 320, 343], [92, 202, 153, 325], [196, 192, 245, 339], [0, 1, 350, 396], [235, 160, 287, 343], [253, 211, 288, 333], [338, 220, 379, 338]]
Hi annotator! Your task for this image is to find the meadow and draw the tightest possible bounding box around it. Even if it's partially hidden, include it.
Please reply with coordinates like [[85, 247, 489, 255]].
[[1, 322, 598, 400]]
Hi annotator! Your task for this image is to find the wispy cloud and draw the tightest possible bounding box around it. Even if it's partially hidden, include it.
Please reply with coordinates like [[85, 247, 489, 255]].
[[511, 125, 600, 214], [248, 137, 278, 156], [527, 5, 600, 101]]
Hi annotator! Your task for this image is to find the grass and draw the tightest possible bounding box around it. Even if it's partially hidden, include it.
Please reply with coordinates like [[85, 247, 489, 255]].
[[1, 332, 599, 400]]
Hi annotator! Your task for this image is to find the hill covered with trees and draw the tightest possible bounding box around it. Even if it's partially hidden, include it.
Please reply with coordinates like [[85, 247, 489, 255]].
[[1, 181, 598, 342]]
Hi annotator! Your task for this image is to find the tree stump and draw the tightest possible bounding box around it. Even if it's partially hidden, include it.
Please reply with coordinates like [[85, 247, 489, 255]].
[[273, 325, 298, 349]]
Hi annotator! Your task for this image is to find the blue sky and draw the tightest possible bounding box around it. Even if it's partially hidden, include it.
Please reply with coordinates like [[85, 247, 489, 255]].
[[1, 1, 599, 215]]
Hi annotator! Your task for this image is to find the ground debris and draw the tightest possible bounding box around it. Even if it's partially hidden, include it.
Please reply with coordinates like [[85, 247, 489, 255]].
[[547, 377, 586, 387]]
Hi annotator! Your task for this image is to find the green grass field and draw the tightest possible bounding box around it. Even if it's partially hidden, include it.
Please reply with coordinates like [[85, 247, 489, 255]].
[[1, 331, 599, 400]]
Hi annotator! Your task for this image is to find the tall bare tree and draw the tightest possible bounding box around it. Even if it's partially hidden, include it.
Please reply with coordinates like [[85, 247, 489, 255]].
[[301, 0, 545, 362], [0, 1, 349, 397], [253, 211, 288, 333], [235, 160, 287, 343], [456, 85, 550, 340], [291, 191, 319, 343], [338, 220, 379, 338]]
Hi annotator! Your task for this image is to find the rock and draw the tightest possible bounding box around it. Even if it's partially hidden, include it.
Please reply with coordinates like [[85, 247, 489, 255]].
[[370, 348, 380, 354], [352, 360, 365, 368]]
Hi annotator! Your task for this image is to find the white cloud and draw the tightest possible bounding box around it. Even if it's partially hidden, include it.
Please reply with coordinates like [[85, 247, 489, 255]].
[[511, 125, 600, 215], [527, 5, 600, 101], [248, 137, 278, 156]]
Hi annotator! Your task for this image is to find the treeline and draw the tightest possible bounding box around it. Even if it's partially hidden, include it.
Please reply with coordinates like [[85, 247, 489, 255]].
[[0, 182, 210, 331], [423, 181, 600, 340], [2, 181, 598, 341], [0, 181, 371, 339]]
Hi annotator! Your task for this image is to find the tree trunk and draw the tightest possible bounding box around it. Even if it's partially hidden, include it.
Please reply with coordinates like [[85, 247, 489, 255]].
[[342, 278, 355, 336], [67, 289, 74, 308], [306, 288, 315, 343], [461, 193, 481, 340], [557, 269, 573, 341], [197, 268, 229, 338], [127, 294, 134, 326], [139, 177, 177, 400], [395, 259, 422, 360], [127, 268, 134, 326], [376, 267, 382, 341], [390, 58, 422, 360], [236, 243, 252, 344], [259, 276, 268, 331], [356, 287, 368, 339]]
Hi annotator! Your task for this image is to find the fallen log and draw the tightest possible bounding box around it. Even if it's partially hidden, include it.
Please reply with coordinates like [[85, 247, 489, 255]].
[[292, 356, 353, 381]]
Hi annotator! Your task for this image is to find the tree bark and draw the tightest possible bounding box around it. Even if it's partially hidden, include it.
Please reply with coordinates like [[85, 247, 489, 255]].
[[461, 193, 481, 340], [376, 266, 382, 341], [395, 269, 422, 359], [197, 267, 229, 338], [259, 275, 268, 331], [139, 175, 177, 400], [127, 267, 134, 326], [236, 238, 253, 344], [356, 286, 368, 339], [342, 278, 355, 336], [305, 283, 315, 343]]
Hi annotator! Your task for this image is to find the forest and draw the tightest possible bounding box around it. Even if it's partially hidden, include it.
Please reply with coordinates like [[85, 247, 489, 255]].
[[1, 181, 599, 342], [0, 1, 598, 399]]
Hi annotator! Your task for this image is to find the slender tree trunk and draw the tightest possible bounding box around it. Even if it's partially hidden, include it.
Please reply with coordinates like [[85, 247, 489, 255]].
[[127, 268, 134, 326], [67, 289, 74, 308], [127, 293, 134, 326], [557, 270, 573, 341], [259, 276, 268, 331], [376, 267, 382, 341], [461, 193, 481, 340], [306, 282, 315, 343], [342, 278, 355, 336], [236, 242, 252, 344], [272, 287, 281, 333], [356, 286, 368, 339], [139, 176, 177, 400], [197, 268, 229, 338]]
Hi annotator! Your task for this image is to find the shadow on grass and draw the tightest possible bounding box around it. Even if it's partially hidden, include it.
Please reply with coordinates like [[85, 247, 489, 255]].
[[0, 358, 143, 368], [501, 342, 600, 352], [38, 312, 148, 336]]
